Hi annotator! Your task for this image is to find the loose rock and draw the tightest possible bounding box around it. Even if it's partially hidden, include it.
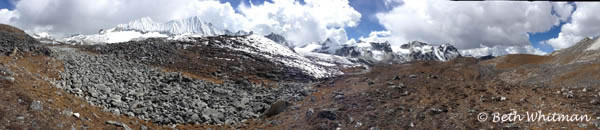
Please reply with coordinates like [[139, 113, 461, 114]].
[[30, 100, 43, 111]]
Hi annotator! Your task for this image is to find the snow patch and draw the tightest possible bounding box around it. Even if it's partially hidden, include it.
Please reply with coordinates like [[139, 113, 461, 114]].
[[63, 31, 168, 45], [586, 38, 600, 51]]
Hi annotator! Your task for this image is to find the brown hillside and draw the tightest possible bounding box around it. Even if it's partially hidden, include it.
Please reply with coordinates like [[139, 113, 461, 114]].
[[480, 54, 553, 69], [0, 24, 26, 34]]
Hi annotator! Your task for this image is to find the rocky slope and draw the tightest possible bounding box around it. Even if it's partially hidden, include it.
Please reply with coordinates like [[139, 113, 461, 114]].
[[52, 46, 313, 125], [0, 24, 51, 56], [240, 58, 600, 129], [481, 37, 600, 88], [550, 37, 600, 64], [83, 35, 341, 81]]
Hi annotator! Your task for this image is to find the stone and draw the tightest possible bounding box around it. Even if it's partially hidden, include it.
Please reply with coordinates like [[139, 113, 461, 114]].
[[105, 120, 132, 130], [0, 76, 15, 83], [430, 108, 447, 114], [590, 99, 600, 105], [30, 100, 43, 111], [263, 100, 291, 118], [0, 67, 14, 76], [400, 91, 409, 96], [431, 75, 438, 79], [110, 108, 121, 115], [366, 105, 376, 110], [392, 75, 401, 80], [388, 84, 404, 89], [317, 109, 336, 120], [191, 114, 201, 122], [409, 74, 417, 79], [367, 80, 375, 86], [386, 81, 395, 85], [354, 122, 362, 128], [203, 108, 224, 121], [305, 108, 314, 120], [369, 127, 381, 130], [499, 96, 507, 101], [334, 95, 344, 100], [62, 109, 73, 116], [73, 113, 80, 118]]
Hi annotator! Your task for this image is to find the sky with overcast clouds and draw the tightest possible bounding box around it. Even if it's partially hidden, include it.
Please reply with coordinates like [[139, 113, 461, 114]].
[[0, 0, 599, 56]]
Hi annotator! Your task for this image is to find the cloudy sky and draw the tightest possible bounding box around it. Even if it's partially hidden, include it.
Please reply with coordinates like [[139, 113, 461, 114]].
[[0, 0, 599, 56]]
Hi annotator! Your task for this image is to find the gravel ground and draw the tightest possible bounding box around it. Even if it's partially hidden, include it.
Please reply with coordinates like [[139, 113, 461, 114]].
[[49, 46, 314, 125]]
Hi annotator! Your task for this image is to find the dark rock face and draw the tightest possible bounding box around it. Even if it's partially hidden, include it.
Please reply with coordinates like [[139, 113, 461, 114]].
[[0, 24, 51, 56], [399, 41, 427, 49], [335, 46, 362, 57], [265, 33, 293, 48], [369, 42, 394, 53], [316, 109, 336, 120], [478, 55, 496, 60]]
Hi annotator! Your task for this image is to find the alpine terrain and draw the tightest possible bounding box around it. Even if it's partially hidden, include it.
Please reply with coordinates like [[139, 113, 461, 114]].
[[1, 15, 600, 130]]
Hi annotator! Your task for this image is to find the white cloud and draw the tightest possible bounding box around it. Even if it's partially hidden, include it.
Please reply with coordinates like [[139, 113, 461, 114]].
[[0, 9, 18, 24], [460, 44, 547, 57], [7, 0, 248, 37], [545, 3, 600, 50], [376, 0, 564, 50], [239, 0, 361, 45], [359, 30, 391, 43], [552, 2, 574, 22], [383, 0, 403, 9]]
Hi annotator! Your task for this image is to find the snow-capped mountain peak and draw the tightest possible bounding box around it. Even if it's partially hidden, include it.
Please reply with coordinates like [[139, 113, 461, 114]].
[[399, 41, 461, 62], [114, 16, 223, 36], [60, 16, 242, 44], [434, 43, 461, 61]]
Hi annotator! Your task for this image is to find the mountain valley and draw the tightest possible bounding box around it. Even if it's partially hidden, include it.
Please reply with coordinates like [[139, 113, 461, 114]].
[[1, 15, 600, 130]]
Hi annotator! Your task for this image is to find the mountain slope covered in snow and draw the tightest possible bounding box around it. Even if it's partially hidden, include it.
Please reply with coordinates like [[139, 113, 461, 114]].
[[59, 16, 249, 45], [114, 16, 223, 36], [295, 39, 462, 65]]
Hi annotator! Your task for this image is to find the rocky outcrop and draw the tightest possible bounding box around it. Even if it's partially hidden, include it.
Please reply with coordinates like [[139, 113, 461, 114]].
[[265, 33, 294, 48]]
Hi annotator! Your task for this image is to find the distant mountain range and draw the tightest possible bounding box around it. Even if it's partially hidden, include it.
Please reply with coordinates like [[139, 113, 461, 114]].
[[268, 33, 461, 65]]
